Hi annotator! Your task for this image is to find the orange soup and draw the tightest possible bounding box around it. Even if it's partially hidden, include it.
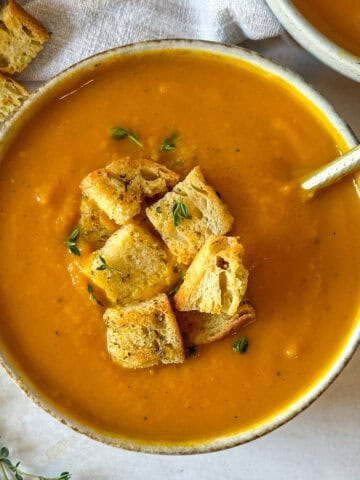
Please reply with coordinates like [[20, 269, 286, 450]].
[[0, 50, 359, 447], [292, 0, 360, 57]]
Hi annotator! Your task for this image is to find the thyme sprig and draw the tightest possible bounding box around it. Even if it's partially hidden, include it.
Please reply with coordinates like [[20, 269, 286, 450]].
[[0, 445, 70, 480], [160, 131, 178, 152], [64, 226, 80, 256], [110, 127, 143, 147], [171, 197, 192, 227]]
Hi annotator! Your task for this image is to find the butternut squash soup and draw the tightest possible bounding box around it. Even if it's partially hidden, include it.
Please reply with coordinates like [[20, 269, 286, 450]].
[[0, 49, 360, 448], [292, 0, 360, 57]]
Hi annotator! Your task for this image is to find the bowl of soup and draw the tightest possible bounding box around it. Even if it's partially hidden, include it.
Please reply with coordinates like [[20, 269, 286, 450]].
[[266, 0, 360, 81], [0, 40, 359, 454]]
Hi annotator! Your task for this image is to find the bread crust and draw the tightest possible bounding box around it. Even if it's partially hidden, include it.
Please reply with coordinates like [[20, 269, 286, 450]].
[[104, 294, 185, 368], [0, 0, 49, 74], [0, 72, 28, 122], [146, 166, 233, 265], [80, 157, 179, 226], [179, 300, 256, 346]]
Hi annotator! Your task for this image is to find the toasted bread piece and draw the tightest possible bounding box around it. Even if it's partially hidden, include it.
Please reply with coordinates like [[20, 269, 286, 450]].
[[0, 72, 28, 122], [83, 224, 176, 304], [175, 236, 248, 316], [104, 294, 185, 368], [146, 166, 233, 265], [0, 0, 49, 74], [179, 300, 255, 346], [79, 195, 118, 248], [80, 157, 179, 226]]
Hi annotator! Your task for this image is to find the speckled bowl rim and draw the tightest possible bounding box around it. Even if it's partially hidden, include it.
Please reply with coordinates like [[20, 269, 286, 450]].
[[0, 39, 359, 455], [266, 0, 360, 82]]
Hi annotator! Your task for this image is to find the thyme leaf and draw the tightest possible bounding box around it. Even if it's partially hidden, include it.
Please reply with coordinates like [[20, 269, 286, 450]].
[[171, 197, 192, 227], [110, 127, 143, 147], [233, 337, 249, 354], [160, 131, 178, 152], [64, 226, 80, 256], [87, 284, 103, 306]]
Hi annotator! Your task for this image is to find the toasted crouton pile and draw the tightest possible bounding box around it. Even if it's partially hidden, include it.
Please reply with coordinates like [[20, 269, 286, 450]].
[[0, 1, 50, 123], [77, 157, 255, 369]]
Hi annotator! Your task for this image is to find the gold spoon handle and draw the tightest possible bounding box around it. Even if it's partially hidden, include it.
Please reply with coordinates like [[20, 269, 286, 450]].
[[301, 144, 360, 194]]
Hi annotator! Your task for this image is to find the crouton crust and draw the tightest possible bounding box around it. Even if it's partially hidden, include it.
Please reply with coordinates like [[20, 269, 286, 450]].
[[80, 157, 179, 225], [83, 224, 176, 305], [175, 236, 249, 316], [179, 300, 256, 346], [104, 294, 185, 368], [146, 166, 233, 265]]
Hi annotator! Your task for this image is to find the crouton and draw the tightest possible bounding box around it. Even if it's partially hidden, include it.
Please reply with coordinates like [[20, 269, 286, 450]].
[[79, 195, 118, 248], [175, 236, 248, 316], [0, 0, 49, 75], [0, 72, 28, 122], [83, 224, 176, 304], [104, 294, 185, 368], [80, 157, 179, 225], [179, 300, 255, 346], [146, 166, 233, 264]]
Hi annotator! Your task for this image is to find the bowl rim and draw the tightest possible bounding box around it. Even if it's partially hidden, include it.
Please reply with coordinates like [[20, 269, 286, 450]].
[[265, 0, 360, 82], [0, 38, 359, 455]]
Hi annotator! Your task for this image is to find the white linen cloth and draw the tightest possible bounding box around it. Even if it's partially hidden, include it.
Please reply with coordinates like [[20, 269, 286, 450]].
[[18, 0, 283, 81]]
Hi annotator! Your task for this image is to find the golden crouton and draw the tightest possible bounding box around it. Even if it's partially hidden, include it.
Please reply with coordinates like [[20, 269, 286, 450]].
[[79, 195, 118, 248], [0, 73, 28, 122], [80, 157, 179, 225], [0, 0, 49, 75], [146, 166, 233, 264], [83, 224, 176, 304], [104, 294, 185, 369], [175, 236, 248, 316], [179, 300, 256, 346]]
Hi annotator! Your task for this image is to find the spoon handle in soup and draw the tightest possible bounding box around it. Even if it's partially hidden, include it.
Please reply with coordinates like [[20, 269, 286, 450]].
[[301, 144, 360, 194]]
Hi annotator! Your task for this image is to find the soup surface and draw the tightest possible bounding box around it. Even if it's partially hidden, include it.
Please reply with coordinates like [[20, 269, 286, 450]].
[[292, 0, 360, 57], [0, 50, 359, 447]]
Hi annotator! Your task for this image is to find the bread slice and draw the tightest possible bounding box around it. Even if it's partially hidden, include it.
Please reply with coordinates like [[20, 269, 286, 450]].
[[175, 236, 248, 316], [0, 72, 28, 122], [79, 195, 118, 248], [0, 0, 49, 74], [104, 294, 185, 368], [146, 166, 233, 265], [179, 300, 255, 346], [83, 224, 176, 305], [80, 157, 179, 226]]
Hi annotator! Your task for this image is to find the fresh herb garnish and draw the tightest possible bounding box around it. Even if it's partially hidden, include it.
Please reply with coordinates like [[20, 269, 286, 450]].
[[233, 336, 249, 354], [172, 197, 192, 227], [168, 283, 181, 296], [186, 346, 198, 358], [110, 127, 143, 147], [87, 284, 103, 306], [96, 256, 108, 271], [160, 131, 178, 152], [64, 226, 80, 256], [0, 443, 70, 480]]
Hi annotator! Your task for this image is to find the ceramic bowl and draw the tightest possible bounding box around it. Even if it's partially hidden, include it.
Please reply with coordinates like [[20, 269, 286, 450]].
[[0, 39, 359, 454], [266, 0, 360, 82]]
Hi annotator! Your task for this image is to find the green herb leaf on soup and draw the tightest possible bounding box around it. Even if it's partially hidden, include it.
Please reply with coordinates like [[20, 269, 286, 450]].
[[160, 131, 178, 152], [87, 284, 103, 306], [64, 226, 80, 256], [233, 336, 249, 354], [110, 127, 143, 147]]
